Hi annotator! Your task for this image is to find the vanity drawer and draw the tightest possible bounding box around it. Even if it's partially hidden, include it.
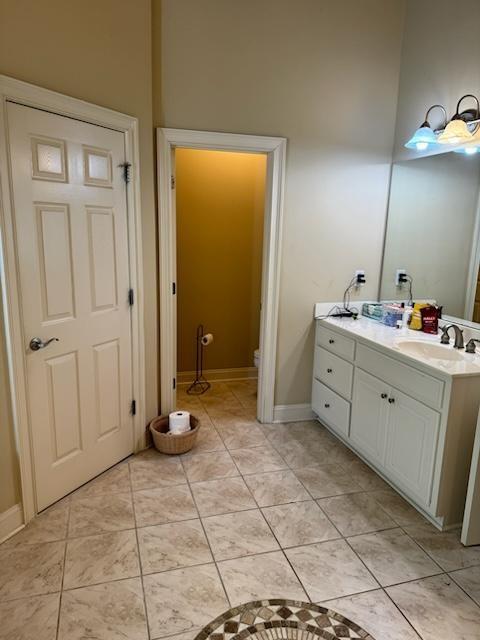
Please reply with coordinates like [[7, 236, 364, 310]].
[[314, 346, 354, 400], [316, 324, 355, 361], [312, 379, 350, 438], [356, 344, 445, 409]]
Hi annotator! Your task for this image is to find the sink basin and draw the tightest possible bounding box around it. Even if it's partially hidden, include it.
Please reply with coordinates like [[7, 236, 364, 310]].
[[394, 340, 465, 361]]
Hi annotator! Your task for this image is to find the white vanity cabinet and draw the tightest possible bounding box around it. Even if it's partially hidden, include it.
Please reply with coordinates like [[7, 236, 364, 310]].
[[312, 318, 480, 528]]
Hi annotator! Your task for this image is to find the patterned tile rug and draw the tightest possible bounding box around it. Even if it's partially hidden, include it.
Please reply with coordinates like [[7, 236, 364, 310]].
[[194, 599, 374, 639]]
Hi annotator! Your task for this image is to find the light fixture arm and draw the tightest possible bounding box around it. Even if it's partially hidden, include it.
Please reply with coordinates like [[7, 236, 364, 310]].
[[423, 104, 447, 129], [454, 94, 480, 121]]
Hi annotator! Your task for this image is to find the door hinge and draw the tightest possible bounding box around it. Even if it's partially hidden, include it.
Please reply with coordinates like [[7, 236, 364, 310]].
[[172, 282, 176, 295], [131, 399, 136, 416], [173, 378, 176, 390], [128, 288, 134, 306], [171, 175, 175, 189], [120, 162, 132, 183]]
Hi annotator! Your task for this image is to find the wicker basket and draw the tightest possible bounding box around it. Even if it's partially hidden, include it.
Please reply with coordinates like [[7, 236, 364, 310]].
[[149, 415, 200, 455]]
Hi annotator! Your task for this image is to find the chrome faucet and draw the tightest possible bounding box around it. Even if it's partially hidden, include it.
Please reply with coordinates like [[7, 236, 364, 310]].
[[440, 324, 464, 349]]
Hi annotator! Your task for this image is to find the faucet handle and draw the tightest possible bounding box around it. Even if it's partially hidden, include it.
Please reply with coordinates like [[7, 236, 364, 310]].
[[465, 338, 480, 354]]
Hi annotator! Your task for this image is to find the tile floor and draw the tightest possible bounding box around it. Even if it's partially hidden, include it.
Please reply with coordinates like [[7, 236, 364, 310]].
[[1, 379, 480, 640]]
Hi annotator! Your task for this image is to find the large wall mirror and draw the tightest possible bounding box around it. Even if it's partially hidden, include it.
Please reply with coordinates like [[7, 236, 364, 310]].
[[379, 150, 480, 323]]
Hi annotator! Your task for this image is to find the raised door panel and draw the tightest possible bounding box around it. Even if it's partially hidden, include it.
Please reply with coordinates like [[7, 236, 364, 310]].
[[93, 339, 121, 440], [385, 389, 440, 507], [87, 206, 118, 312], [350, 369, 389, 466]]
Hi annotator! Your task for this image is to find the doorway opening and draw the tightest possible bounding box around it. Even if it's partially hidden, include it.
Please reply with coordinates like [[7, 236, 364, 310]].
[[175, 148, 266, 407]]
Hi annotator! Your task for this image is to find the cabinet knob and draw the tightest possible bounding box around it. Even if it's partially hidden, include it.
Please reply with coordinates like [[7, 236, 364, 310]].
[[329, 339, 335, 344], [388, 397, 395, 404], [327, 368, 333, 373], [324, 403, 330, 408], [381, 393, 388, 399]]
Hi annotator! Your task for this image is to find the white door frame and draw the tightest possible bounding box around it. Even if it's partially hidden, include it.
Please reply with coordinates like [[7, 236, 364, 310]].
[[157, 128, 286, 423], [0, 75, 146, 522], [465, 188, 480, 321]]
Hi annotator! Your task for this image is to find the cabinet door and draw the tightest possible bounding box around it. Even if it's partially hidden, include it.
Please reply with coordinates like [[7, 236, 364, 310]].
[[385, 389, 440, 507], [350, 369, 389, 466]]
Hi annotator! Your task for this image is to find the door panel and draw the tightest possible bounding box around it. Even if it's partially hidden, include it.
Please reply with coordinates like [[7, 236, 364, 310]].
[[7, 102, 134, 510], [350, 368, 389, 465]]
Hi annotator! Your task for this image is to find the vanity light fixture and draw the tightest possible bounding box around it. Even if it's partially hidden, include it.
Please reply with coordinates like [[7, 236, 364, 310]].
[[405, 104, 447, 151], [437, 94, 480, 145]]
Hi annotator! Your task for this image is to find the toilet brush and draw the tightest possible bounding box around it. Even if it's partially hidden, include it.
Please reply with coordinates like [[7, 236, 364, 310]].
[[187, 324, 212, 395]]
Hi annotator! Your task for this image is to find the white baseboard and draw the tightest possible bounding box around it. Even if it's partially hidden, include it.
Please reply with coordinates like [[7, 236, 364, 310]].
[[178, 367, 258, 384], [0, 503, 24, 543], [273, 403, 315, 423]]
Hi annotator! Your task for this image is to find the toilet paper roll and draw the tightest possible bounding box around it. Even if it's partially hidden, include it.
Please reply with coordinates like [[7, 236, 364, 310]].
[[169, 410, 190, 434], [201, 333, 214, 346]]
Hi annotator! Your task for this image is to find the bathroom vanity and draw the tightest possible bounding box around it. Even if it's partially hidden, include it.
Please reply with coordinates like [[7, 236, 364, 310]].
[[311, 313, 480, 529]]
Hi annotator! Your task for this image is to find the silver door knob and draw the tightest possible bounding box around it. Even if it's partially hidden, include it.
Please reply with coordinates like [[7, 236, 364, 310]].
[[29, 337, 59, 351]]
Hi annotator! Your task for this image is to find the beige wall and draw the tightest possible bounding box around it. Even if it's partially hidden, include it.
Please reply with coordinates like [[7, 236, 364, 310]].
[[154, 0, 405, 404], [0, 0, 158, 512], [176, 149, 265, 372]]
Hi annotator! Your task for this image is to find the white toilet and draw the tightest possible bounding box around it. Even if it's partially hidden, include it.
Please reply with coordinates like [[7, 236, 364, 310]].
[[254, 348, 260, 369]]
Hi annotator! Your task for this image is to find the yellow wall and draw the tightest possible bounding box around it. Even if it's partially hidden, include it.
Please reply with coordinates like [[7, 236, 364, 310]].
[[0, 0, 157, 512], [176, 149, 266, 372]]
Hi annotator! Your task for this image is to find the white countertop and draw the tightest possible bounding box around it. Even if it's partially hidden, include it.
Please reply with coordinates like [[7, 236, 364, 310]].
[[317, 314, 480, 378]]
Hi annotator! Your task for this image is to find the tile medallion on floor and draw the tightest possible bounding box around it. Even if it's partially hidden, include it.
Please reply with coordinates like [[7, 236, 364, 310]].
[[284, 539, 378, 601], [68, 493, 135, 537], [217, 551, 307, 605], [318, 492, 396, 536], [133, 485, 197, 527], [261, 500, 340, 548], [182, 451, 239, 483], [449, 565, 480, 605], [70, 464, 131, 499], [0, 593, 60, 640], [129, 457, 187, 491], [293, 464, 361, 499], [348, 528, 441, 586], [229, 445, 287, 475], [202, 509, 279, 560], [0, 541, 65, 601], [323, 589, 421, 640], [190, 476, 256, 517], [143, 564, 229, 639], [243, 469, 310, 507], [137, 519, 212, 573], [386, 574, 480, 640], [63, 529, 140, 589], [58, 577, 148, 640], [3, 500, 69, 546], [403, 523, 480, 572], [370, 489, 427, 526]]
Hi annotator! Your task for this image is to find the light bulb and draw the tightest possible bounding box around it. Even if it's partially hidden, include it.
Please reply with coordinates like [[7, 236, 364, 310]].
[[465, 147, 478, 155], [415, 141, 429, 151]]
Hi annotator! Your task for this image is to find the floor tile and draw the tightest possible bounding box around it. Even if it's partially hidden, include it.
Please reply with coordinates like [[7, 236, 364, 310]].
[[243, 469, 310, 506], [0, 541, 65, 601], [58, 578, 148, 640], [262, 500, 340, 547], [182, 451, 238, 483], [143, 564, 228, 639], [229, 445, 287, 475], [318, 492, 396, 536], [323, 589, 421, 640], [70, 464, 131, 499], [133, 485, 197, 527], [68, 493, 134, 537], [202, 509, 279, 560], [294, 464, 361, 499], [190, 476, 256, 517], [162, 632, 201, 640], [129, 457, 187, 491], [269, 439, 320, 468], [216, 421, 267, 450], [285, 539, 378, 601], [370, 489, 427, 526], [183, 425, 226, 454], [218, 551, 307, 605], [63, 530, 140, 589], [348, 528, 441, 586], [347, 459, 388, 491], [0, 593, 60, 640], [449, 565, 480, 605], [404, 523, 480, 571], [137, 519, 212, 573], [4, 501, 69, 546], [387, 574, 480, 640]]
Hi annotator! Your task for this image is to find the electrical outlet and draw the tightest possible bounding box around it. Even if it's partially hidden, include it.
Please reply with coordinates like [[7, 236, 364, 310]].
[[354, 270, 366, 286], [395, 269, 407, 286]]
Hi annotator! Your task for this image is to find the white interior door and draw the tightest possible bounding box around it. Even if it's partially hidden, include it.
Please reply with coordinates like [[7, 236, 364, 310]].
[[7, 102, 134, 511]]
